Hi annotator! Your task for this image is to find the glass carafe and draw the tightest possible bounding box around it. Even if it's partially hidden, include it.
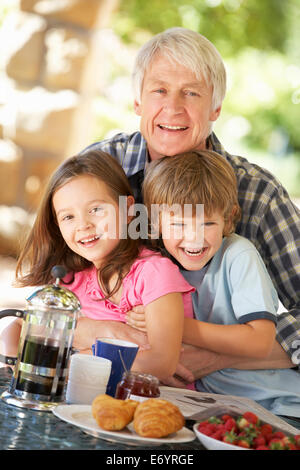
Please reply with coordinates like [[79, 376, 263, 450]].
[[0, 266, 80, 411]]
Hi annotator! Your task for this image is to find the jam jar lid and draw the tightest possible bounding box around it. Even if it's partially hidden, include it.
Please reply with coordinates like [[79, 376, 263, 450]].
[[122, 371, 159, 384], [26, 265, 81, 312]]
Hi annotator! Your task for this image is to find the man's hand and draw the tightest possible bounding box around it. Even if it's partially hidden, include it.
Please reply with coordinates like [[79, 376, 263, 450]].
[[160, 362, 195, 388], [160, 345, 222, 387], [178, 343, 226, 379]]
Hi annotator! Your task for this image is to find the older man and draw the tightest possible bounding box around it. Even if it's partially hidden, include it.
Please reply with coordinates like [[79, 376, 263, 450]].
[[76, 27, 300, 385]]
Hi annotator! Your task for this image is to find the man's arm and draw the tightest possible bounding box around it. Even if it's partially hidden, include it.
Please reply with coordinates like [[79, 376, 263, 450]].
[[253, 189, 300, 360], [126, 305, 296, 388], [163, 340, 295, 388], [183, 340, 294, 377]]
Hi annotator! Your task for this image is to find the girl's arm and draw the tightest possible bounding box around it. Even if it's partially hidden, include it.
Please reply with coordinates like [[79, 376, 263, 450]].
[[131, 292, 184, 380], [183, 317, 276, 359]]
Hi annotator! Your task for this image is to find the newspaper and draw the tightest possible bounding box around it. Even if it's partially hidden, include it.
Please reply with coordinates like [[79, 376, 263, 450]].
[[159, 386, 299, 435]]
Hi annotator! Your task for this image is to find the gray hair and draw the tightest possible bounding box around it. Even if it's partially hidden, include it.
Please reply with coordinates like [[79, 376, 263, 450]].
[[132, 27, 226, 112]]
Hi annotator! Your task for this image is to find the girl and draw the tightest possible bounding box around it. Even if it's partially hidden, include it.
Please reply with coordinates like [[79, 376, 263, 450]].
[[5, 150, 195, 380], [128, 150, 300, 419]]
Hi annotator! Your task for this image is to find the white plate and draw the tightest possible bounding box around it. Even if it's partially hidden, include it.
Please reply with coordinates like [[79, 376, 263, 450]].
[[53, 404, 196, 447]]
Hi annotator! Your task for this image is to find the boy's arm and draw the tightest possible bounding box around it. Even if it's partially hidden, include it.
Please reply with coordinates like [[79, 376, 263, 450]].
[[126, 305, 294, 367], [183, 317, 276, 359]]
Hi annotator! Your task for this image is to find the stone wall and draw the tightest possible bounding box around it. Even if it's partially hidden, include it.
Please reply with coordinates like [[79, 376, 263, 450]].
[[0, 0, 118, 256]]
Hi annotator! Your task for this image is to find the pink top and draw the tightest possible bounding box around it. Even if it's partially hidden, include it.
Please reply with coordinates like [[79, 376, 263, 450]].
[[65, 248, 195, 320]]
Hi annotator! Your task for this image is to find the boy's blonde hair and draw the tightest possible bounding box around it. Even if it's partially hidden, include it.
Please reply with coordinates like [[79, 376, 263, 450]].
[[143, 150, 241, 237]]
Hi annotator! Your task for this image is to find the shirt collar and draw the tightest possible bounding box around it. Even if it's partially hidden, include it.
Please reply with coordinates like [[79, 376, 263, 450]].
[[130, 131, 227, 174]]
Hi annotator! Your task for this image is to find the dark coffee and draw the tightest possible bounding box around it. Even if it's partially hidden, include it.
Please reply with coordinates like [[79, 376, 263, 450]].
[[20, 336, 68, 369], [15, 336, 69, 397], [15, 374, 65, 397]]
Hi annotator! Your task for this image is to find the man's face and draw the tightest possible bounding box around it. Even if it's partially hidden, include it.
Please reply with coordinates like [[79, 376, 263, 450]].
[[134, 54, 221, 161]]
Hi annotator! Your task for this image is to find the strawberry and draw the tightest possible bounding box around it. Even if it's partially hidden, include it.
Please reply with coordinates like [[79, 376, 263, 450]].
[[244, 423, 258, 436], [198, 420, 209, 428], [224, 418, 237, 432], [198, 412, 299, 451], [272, 431, 286, 440], [208, 416, 222, 424], [281, 435, 300, 450], [294, 435, 300, 447], [282, 436, 295, 446], [253, 434, 266, 448], [260, 423, 273, 441], [243, 411, 259, 425], [199, 423, 216, 436], [285, 443, 297, 450], [216, 423, 226, 433], [198, 422, 216, 433], [211, 429, 224, 441], [200, 427, 214, 436], [221, 414, 233, 422], [237, 416, 250, 430], [222, 430, 237, 444], [236, 438, 251, 449], [269, 438, 285, 450]]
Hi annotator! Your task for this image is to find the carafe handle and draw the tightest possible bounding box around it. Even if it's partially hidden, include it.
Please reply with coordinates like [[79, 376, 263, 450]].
[[0, 309, 24, 366]]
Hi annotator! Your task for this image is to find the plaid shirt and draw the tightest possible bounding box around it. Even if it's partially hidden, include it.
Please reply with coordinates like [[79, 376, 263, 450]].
[[83, 131, 300, 362]]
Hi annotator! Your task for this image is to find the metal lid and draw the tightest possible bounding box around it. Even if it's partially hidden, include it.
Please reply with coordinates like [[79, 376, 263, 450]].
[[26, 266, 81, 312]]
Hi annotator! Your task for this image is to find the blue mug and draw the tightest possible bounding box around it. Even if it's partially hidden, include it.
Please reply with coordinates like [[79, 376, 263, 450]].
[[93, 338, 139, 397]]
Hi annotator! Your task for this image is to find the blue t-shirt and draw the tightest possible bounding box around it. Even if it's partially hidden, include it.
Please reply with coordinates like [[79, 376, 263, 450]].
[[182, 234, 300, 418], [183, 234, 278, 326]]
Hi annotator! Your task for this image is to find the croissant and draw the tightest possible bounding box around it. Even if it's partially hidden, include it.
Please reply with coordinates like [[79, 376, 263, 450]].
[[133, 398, 185, 438], [92, 394, 138, 431]]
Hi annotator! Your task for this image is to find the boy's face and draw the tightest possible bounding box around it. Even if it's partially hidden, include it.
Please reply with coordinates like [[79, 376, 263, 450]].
[[161, 210, 226, 271]]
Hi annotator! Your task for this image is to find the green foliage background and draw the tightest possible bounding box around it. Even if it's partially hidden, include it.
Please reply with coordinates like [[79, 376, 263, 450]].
[[108, 0, 300, 196], [1, 0, 299, 196]]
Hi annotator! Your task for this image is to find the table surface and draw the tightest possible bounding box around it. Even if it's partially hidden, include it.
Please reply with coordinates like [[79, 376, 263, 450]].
[[0, 367, 204, 451]]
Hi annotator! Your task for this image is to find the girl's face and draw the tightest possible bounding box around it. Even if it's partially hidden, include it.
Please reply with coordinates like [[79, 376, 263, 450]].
[[161, 210, 226, 271], [53, 175, 131, 269]]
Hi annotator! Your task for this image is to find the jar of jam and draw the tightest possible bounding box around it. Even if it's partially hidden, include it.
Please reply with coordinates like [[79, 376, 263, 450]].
[[115, 371, 160, 402]]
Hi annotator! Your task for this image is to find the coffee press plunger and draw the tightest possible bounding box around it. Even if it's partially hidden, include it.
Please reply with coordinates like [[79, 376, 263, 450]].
[[0, 266, 81, 411]]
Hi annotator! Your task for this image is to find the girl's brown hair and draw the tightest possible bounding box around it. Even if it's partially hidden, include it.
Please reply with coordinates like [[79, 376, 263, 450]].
[[16, 150, 141, 298], [143, 150, 241, 236]]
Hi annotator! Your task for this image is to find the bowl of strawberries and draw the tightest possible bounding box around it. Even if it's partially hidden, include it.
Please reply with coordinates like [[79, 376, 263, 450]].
[[193, 406, 300, 450]]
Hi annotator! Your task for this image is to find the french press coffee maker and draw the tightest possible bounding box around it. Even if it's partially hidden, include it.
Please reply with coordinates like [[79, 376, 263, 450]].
[[0, 266, 81, 411]]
